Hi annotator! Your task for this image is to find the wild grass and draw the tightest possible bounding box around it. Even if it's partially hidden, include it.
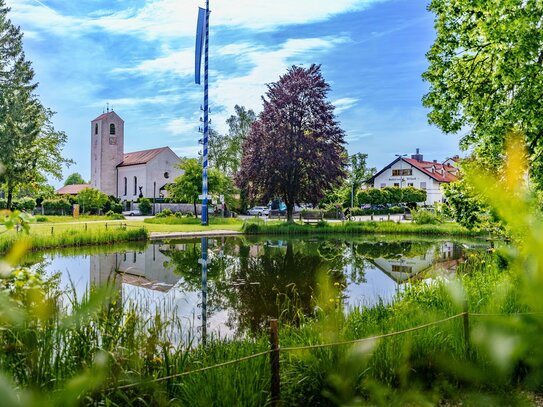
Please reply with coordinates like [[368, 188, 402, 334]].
[[242, 219, 486, 237], [0, 227, 148, 253]]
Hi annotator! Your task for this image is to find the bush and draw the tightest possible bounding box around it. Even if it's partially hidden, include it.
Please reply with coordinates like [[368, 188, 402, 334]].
[[42, 199, 72, 215], [12, 197, 36, 212], [138, 198, 152, 215], [35, 216, 48, 223], [105, 211, 125, 220], [411, 208, 443, 225]]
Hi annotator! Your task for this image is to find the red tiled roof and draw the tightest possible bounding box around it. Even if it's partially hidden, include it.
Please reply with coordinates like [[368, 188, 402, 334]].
[[56, 184, 91, 195], [92, 111, 124, 122], [403, 158, 458, 183], [117, 147, 170, 167]]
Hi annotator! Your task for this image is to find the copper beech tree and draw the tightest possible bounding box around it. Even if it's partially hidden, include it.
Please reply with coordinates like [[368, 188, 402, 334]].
[[237, 65, 347, 221]]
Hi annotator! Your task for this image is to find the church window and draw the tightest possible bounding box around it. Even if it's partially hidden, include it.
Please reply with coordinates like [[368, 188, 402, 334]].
[[164, 172, 169, 179], [110, 123, 116, 135], [123, 177, 127, 196], [95, 123, 98, 135], [134, 176, 137, 195]]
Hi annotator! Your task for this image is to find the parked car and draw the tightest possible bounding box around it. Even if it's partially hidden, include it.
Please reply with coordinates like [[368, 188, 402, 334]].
[[122, 209, 141, 216], [246, 206, 269, 216]]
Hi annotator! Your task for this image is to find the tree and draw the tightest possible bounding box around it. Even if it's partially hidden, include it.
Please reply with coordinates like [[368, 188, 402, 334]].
[[0, 2, 72, 209], [137, 198, 152, 215], [349, 153, 376, 192], [77, 188, 108, 214], [237, 65, 347, 221], [64, 173, 86, 186], [167, 159, 235, 218], [423, 0, 543, 187]]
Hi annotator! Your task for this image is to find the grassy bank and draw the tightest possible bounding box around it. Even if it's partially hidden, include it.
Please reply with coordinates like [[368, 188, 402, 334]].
[[242, 219, 487, 237], [144, 216, 243, 226], [0, 250, 535, 406], [0, 226, 148, 253]]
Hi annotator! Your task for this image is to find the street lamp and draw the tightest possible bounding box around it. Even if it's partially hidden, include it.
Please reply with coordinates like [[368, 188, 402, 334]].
[[395, 154, 407, 188]]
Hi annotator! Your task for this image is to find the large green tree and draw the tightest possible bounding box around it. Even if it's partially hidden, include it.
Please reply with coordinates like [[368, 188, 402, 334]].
[[0, 1, 72, 209], [423, 0, 543, 185], [64, 173, 86, 186], [167, 159, 235, 218], [237, 65, 347, 221]]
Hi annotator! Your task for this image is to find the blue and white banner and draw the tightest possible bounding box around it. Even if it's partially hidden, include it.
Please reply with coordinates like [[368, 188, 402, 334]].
[[195, 7, 205, 85]]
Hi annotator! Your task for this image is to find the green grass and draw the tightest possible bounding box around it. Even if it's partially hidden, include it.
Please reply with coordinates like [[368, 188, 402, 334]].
[[242, 219, 487, 237], [144, 216, 243, 225], [0, 226, 148, 253]]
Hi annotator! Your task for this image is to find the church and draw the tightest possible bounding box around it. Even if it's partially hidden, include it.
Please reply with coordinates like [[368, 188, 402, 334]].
[[90, 111, 183, 201]]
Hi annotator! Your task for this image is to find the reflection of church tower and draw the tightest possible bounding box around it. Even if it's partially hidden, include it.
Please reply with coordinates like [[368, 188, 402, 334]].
[[90, 111, 124, 196], [90, 253, 122, 293]]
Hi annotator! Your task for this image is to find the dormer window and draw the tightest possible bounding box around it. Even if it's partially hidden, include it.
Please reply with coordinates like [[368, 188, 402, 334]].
[[95, 123, 98, 135], [110, 123, 116, 135]]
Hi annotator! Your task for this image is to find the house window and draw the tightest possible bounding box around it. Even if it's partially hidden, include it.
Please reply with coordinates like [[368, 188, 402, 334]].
[[123, 177, 127, 196], [94, 123, 98, 135], [380, 183, 386, 188], [134, 176, 137, 195], [408, 183, 414, 187], [394, 183, 400, 187], [392, 169, 412, 176], [110, 123, 116, 135], [420, 182, 427, 189]]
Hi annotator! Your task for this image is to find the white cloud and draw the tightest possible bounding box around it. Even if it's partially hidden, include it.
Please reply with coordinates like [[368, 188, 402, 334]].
[[172, 145, 201, 158], [11, 0, 386, 39], [113, 49, 195, 77], [333, 97, 359, 114], [88, 95, 181, 108], [166, 117, 198, 136]]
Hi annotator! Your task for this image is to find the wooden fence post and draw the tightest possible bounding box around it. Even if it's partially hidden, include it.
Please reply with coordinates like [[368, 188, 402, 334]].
[[85, 223, 88, 231], [270, 319, 280, 406], [105, 223, 108, 231], [51, 226, 54, 236], [463, 299, 470, 356]]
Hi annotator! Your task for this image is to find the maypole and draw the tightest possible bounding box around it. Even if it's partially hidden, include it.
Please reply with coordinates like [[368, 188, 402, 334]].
[[195, 0, 210, 225]]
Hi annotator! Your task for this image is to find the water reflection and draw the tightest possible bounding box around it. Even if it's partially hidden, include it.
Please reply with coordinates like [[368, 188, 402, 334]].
[[28, 237, 484, 344]]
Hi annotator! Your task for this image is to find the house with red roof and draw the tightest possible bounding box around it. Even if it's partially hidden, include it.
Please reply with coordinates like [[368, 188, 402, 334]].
[[367, 149, 460, 205], [90, 111, 183, 201]]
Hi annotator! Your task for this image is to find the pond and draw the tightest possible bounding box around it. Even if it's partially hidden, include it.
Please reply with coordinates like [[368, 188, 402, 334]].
[[22, 235, 488, 344]]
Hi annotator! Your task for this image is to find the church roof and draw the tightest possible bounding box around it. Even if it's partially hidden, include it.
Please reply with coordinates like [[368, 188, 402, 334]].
[[92, 111, 124, 122], [56, 184, 91, 195], [117, 147, 171, 167]]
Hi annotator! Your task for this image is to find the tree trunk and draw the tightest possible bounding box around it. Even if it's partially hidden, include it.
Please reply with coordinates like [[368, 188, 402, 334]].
[[286, 203, 294, 223], [193, 200, 199, 219], [6, 188, 13, 211]]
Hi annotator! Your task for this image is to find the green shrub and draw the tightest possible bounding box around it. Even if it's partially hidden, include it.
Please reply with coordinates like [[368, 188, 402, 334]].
[[42, 199, 72, 215], [161, 208, 173, 217], [105, 211, 125, 220], [411, 208, 443, 225], [35, 216, 48, 223], [138, 198, 152, 215]]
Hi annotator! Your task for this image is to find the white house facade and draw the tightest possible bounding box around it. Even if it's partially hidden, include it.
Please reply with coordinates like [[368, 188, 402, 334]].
[[368, 149, 459, 205], [90, 111, 183, 201]]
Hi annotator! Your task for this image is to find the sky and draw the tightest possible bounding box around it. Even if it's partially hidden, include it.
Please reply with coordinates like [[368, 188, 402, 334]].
[[6, 0, 462, 187]]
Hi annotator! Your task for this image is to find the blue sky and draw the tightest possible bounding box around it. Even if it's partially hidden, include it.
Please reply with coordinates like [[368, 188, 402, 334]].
[[7, 0, 461, 187]]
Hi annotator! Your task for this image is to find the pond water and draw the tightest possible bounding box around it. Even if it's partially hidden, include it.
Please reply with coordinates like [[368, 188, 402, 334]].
[[23, 235, 487, 344]]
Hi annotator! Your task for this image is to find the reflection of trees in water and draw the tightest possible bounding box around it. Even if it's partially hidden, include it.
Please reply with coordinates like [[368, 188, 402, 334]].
[[217, 240, 347, 336], [355, 240, 434, 260]]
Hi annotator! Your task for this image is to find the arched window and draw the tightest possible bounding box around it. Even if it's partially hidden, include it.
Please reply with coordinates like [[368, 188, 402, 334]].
[[123, 177, 127, 196], [110, 123, 116, 135], [134, 176, 137, 196], [94, 123, 98, 135]]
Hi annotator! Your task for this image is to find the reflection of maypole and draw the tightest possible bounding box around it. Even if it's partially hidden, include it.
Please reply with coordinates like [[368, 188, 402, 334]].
[[199, 237, 208, 345], [195, 0, 210, 225]]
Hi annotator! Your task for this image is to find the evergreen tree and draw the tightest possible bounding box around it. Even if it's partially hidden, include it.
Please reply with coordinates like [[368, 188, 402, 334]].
[[0, 1, 72, 209]]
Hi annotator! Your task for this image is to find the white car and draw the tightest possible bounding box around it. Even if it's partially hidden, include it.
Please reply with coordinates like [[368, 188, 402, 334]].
[[122, 209, 141, 216], [246, 206, 269, 216]]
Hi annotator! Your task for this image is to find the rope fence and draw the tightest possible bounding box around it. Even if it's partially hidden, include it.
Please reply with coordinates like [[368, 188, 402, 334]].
[[104, 308, 543, 402]]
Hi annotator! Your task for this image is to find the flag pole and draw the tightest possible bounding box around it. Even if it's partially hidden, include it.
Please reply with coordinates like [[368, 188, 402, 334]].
[[201, 0, 210, 226]]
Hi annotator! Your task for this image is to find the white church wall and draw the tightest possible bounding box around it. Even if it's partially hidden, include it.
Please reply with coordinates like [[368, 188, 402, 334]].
[[118, 165, 147, 200], [144, 149, 183, 199]]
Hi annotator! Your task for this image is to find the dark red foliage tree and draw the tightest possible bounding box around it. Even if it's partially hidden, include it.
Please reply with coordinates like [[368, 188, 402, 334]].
[[237, 65, 347, 221]]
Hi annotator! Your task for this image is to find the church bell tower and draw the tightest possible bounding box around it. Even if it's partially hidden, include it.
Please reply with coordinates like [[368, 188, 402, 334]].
[[90, 110, 124, 196]]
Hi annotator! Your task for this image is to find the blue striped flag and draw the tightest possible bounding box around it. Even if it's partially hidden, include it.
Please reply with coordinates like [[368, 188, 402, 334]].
[[195, 7, 205, 85]]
